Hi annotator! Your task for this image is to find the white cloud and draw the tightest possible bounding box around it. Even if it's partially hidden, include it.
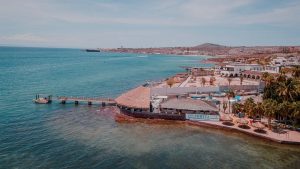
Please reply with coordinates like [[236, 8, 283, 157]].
[[0, 34, 48, 43], [236, 2, 300, 25], [179, 0, 253, 21], [0, 0, 299, 47]]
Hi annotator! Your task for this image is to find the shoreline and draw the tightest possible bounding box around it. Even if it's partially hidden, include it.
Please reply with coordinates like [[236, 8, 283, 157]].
[[115, 113, 300, 145]]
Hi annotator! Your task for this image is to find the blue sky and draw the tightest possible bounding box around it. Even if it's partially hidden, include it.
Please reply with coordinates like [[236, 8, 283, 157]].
[[0, 0, 300, 48]]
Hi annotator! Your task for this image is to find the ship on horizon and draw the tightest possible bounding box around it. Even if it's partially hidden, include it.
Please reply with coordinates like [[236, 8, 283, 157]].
[[85, 49, 101, 52]]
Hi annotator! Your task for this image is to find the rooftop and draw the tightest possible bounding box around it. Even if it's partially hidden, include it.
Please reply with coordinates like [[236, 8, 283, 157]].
[[228, 63, 262, 66], [115, 86, 150, 109], [160, 98, 219, 112]]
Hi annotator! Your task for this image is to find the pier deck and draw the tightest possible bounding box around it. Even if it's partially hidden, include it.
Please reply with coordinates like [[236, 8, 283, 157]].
[[57, 96, 116, 105]]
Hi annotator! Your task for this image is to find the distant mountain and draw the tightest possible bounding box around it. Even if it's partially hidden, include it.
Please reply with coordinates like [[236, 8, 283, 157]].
[[190, 43, 232, 55], [193, 43, 229, 49]]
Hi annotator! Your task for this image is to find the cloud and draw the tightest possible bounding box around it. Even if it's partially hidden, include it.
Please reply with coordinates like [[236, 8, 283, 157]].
[[0, 34, 48, 43], [1, 0, 298, 27], [179, 0, 253, 21], [0, 0, 299, 47], [236, 2, 300, 25]]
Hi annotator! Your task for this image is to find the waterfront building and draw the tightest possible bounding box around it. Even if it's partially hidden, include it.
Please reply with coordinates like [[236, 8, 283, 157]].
[[116, 86, 220, 121], [241, 70, 263, 80], [115, 86, 150, 113], [271, 57, 287, 66], [160, 98, 220, 121], [220, 63, 263, 77], [264, 65, 281, 74], [186, 67, 214, 76], [286, 56, 300, 66]]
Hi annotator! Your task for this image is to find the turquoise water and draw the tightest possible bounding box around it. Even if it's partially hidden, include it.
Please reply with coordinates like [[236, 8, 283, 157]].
[[0, 47, 299, 169]]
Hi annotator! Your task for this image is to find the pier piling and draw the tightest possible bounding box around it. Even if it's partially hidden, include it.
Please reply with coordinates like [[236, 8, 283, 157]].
[[56, 96, 116, 106]]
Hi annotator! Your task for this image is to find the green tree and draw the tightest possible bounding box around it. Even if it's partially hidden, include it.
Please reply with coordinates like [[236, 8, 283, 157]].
[[292, 66, 300, 78], [278, 101, 293, 125], [166, 78, 176, 88], [239, 76, 244, 85], [262, 72, 275, 87], [227, 78, 232, 87], [243, 98, 256, 118], [225, 90, 235, 114], [276, 78, 299, 102], [262, 99, 278, 129], [232, 103, 243, 114], [223, 102, 228, 114], [209, 76, 216, 86], [254, 102, 264, 121], [291, 101, 300, 127], [201, 77, 206, 87]]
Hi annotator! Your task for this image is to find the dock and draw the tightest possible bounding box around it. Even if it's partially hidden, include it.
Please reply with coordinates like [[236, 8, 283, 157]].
[[57, 96, 116, 106]]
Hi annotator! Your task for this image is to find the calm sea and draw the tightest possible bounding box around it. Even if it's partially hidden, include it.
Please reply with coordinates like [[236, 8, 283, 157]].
[[0, 47, 299, 169]]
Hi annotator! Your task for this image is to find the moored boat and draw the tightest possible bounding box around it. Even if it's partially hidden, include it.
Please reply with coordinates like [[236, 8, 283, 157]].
[[33, 94, 52, 104], [85, 49, 101, 52]]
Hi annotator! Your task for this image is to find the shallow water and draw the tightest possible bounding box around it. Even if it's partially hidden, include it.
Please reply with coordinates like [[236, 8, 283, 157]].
[[0, 47, 299, 169]]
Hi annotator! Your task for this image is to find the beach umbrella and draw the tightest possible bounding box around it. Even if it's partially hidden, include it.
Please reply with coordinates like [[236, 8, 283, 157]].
[[236, 118, 250, 129], [252, 122, 265, 130], [236, 118, 249, 125]]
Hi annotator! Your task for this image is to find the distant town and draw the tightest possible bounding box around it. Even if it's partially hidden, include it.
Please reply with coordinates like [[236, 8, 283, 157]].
[[100, 43, 300, 57]]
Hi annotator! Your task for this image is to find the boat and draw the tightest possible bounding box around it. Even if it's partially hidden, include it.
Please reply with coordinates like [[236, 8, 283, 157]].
[[33, 94, 52, 104], [85, 49, 101, 52]]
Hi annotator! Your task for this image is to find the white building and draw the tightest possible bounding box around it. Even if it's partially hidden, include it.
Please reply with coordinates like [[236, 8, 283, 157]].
[[286, 57, 300, 66], [271, 57, 287, 66], [220, 63, 264, 77], [264, 65, 281, 74]]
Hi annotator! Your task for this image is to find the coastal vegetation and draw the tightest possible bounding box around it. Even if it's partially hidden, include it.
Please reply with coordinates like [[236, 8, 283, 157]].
[[209, 76, 216, 86], [166, 77, 176, 88], [227, 77, 232, 87], [201, 77, 206, 86], [233, 67, 300, 128]]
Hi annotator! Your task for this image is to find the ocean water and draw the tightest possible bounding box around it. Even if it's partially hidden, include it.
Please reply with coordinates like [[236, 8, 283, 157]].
[[0, 47, 299, 169]]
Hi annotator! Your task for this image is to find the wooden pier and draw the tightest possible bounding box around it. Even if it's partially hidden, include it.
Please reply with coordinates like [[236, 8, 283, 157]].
[[57, 96, 116, 106]]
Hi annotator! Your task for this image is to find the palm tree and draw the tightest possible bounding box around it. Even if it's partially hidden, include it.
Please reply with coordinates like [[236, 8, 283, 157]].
[[227, 78, 232, 87], [223, 101, 228, 114], [232, 103, 243, 114], [209, 76, 216, 86], [262, 99, 278, 129], [243, 98, 256, 118], [201, 77, 206, 87], [276, 78, 299, 102], [239, 76, 244, 85], [166, 78, 176, 88], [254, 102, 264, 121], [292, 66, 300, 78], [262, 72, 274, 87], [277, 74, 287, 82], [291, 101, 300, 127], [226, 90, 235, 114], [278, 101, 294, 125]]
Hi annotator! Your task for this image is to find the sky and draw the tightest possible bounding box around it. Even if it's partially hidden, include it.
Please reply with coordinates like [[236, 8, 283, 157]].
[[0, 0, 300, 48]]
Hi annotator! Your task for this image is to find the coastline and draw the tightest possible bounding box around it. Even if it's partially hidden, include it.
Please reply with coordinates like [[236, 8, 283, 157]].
[[115, 113, 300, 145]]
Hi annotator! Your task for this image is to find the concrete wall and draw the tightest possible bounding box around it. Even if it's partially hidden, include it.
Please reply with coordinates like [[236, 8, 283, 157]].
[[151, 86, 219, 96], [219, 85, 264, 92], [151, 84, 264, 96]]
